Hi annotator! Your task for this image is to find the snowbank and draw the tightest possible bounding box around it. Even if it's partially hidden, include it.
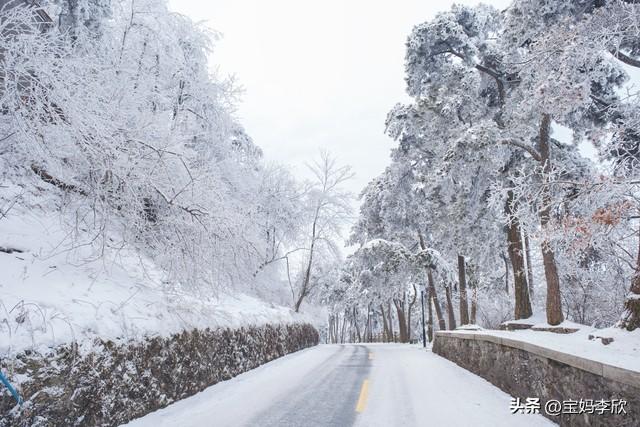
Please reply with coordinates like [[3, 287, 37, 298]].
[[0, 207, 314, 356], [449, 324, 640, 373], [502, 311, 585, 331]]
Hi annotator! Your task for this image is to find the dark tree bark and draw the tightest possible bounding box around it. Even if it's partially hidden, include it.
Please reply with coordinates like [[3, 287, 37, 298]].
[[353, 306, 361, 343], [445, 284, 456, 330], [427, 270, 446, 330], [387, 302, 395, 342], [620, 225, 640, 331], [339, 313, 346, 344], [362, 312, 368, 343], [419, 233, 446, 330], [368, 303, 373, 342], [427, 286, 434, 342], [470, 279, 477, 325], [294, 217, 316, 313], [458, 255, 470, 325], [506, 191, 533, 320], [611, 49, 640, 68], [538, 113, 564, 326], [393, 297, 409, 343], [31, 164, 87, 195], [330, 314, 336, 344], [525, 233, 535, 299], [363, 303, 372, 342], [502, 252, 510, 295], [380, 304, 390, 342], [407, 285, 417, 342]]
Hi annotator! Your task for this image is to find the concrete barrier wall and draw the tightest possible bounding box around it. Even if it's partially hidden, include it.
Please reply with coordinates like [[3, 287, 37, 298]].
[[433, 331, 639, 426]]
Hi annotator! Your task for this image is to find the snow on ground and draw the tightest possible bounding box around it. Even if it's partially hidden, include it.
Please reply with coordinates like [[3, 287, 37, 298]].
[[123, 344, 554, 427], [123, 345, 340, 427], [451, 322, 640, 373], [0, 204, 313, 356], [502, 311, 548, 326], [502, 311, 586, 331], [356, 344, 554, 427], [456, 324, 484, 331]]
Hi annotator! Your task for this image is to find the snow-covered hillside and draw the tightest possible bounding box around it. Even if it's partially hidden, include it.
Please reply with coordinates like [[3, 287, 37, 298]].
[[0, 0, 343, 363], [0, 198, 315, 356]]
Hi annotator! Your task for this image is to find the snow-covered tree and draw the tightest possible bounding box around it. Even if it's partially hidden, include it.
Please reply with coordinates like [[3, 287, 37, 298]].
[[503, 0, 640, 329], [341, 0, 640, 333], [0, 1, 340, 304], [292, 151, 353, 312]]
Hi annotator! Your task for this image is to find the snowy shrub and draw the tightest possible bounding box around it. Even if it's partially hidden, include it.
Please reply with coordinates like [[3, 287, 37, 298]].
[[0, 323, 319, 427]]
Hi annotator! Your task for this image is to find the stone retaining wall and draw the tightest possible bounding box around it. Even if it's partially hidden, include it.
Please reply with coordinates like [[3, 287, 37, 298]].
[[1, 323, 319, 427], [433, 331, 639, 426]]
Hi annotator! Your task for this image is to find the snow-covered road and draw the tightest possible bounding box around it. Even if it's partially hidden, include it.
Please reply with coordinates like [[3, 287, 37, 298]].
[[123, 344, 554, 427]]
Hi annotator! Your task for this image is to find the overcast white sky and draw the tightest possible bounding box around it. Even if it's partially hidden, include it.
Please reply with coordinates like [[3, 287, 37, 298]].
[[168, 0, 511, 196]]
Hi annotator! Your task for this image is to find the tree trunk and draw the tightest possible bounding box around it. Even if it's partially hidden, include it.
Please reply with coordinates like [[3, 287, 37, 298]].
[[427, 270, 446, 330], [458, 255, 470, 325], [506, 190, 533, 320], [538, 113, 564, 326], [419, 234, 446, 330], [524, 233, 535, 299], [427, 287, 434, 342], [380, 304, 390, 342], [394, 298, 408, 343], [445, 284, 456, 330], [340, 309, 348, 343], [294, 241, 314, 312], [470, 280, 477, 325], [388, 301, 395, 342], [620, 225, 640, 331], [353, 306, 361, 343], [363, 304, 371, 342], [329, 315, 335, 344], [294, 207, 321, 313], [502, 252, 510, 295], [466, 263, 478, 324], [362, 314, 368, 343], [367, 303, 373, 342], [408, 285, 417, 342]]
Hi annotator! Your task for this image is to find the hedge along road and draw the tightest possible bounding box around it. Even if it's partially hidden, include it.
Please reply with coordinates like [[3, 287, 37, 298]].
[[123, 344, 554, 427]]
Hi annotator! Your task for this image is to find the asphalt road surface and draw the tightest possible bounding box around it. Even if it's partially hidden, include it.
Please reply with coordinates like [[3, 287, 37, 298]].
[[125, 344, 554, 427], [246, 345, 369, 426]]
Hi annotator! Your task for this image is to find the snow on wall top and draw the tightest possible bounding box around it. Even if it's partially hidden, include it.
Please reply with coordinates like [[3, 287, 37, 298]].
[[437, 326, 640, 376]]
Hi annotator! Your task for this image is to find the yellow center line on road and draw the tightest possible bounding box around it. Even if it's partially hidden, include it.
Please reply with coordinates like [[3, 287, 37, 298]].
[[355, 379, 370, 413]]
